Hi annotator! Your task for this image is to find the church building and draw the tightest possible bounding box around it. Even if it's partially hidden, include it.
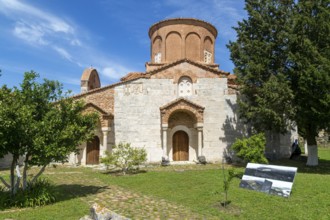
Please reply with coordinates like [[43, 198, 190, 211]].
[[66, 18, 295, 165]]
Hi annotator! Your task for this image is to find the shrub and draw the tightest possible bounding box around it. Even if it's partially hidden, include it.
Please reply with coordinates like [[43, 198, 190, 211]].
[[101, 143, 147, 175], [0, 186, 11, 210], [0, 178, 56, 209], [231, 133, 268, 164]]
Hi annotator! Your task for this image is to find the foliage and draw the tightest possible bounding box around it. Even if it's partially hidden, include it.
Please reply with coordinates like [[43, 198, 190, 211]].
[[227, 0, 296, 134], [101, 143, 147, 175], [0, 71, 97, 195], [231, 133, 268, 164], [0, 178, 56, 209], [227, 0, 330, 166]]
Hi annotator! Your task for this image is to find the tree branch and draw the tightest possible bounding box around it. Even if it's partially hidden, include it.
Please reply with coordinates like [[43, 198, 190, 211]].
[[31, 164, 47, 184], [0, 176, 10, 189], [23, 153, 29, 190]]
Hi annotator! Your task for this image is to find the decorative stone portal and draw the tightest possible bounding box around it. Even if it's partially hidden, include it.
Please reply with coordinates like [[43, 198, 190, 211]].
[[173, 130, 189, 161], [86, 136, 100, 164], [160, 97, 204, 161]]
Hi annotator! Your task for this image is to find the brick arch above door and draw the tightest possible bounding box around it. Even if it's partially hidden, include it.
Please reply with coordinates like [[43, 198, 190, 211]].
[[160, 97, 204, 125]]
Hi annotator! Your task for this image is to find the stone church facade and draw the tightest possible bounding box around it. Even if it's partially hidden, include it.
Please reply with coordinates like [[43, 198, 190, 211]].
[[67, 18, 296, 165], [0, 18, 296, 168]]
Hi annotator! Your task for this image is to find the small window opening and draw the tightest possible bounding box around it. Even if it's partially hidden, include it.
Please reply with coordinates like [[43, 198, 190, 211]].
[[154, 53, 161, 63], [204, 50, 212, 64]]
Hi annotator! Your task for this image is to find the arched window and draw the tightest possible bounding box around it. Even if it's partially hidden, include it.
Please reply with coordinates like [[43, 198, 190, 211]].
[[178, 76, 193, 97]]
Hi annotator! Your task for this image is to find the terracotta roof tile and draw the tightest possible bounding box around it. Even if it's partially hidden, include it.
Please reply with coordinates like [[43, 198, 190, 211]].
[[120, 72, 145, 81]]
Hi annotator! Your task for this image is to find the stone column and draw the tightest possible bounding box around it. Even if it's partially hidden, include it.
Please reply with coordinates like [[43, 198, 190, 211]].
[[101, 127, 111, 158], [162, 124, 168, 158], [195, 123, 204, 157]]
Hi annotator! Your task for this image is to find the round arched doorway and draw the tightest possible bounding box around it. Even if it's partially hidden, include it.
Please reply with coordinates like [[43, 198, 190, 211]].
[[86, 136, 100, 165], [172, 130, 189, 161]]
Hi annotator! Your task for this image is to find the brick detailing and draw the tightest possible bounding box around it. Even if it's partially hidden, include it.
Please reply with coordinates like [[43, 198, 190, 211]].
[[80, 88, 115, 115], [147, 59, 228, 77], [169, 111, 195, 128], [149, 18, 217, 64], [227, 74, 238, 95], [83, 103, 113, 127], [81, 68, 101, 92], [150, 61, 227, 83], [160, 97, 204, 124]]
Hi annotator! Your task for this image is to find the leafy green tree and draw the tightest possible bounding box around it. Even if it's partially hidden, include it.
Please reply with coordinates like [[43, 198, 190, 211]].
[[101, 143, 147, 175], [227, 0, 330, 166], [0, 71, 97, 195]]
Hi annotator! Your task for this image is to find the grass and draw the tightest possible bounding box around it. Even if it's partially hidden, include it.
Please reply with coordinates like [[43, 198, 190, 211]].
[[0, 148, 329, 219], [95, 148, 330, 219]]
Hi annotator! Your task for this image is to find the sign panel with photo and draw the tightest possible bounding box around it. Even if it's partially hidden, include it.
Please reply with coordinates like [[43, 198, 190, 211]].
[[239, 163, 298, 197]]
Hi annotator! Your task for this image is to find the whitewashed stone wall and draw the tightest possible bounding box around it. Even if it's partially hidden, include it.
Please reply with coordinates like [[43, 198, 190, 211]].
[[114, 75, 231, 162]]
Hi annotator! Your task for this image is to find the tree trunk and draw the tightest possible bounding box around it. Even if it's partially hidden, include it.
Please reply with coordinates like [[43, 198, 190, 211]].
[[10, 154, 18, 196], [22, 154, 29, 190], [306, 133, 318, 166], [14, 165, 21, 194], [304, 139, 308, 155]]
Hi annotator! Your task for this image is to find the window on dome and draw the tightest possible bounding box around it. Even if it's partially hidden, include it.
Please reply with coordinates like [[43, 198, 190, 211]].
[[204, 50, 212, 64], [154, 53, 161, 63]]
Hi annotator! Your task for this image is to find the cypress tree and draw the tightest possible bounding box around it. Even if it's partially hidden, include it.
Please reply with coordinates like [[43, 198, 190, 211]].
[[228, 0, 330, 165]]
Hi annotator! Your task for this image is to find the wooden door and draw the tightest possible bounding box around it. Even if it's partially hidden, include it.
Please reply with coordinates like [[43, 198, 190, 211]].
[[173, 131, 189, 161], [86, 136, 100, 164]]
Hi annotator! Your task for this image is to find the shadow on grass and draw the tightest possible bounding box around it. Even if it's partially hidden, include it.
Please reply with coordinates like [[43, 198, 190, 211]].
[[0, 184, 107, 211], [101, 169, 147, 176], [270, 156, 330, 175], [228, 156, 330, 175], [54, 184, 108, 202]]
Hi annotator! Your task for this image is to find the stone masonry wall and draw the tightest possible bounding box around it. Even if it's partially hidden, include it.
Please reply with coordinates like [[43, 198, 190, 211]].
[[114, 62, 230, 162]]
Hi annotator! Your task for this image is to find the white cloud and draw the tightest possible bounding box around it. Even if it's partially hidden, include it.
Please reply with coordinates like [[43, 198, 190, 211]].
[[0, 0, 133, 84], [0, 0, 76, 50], [52, 46, 83, 67], [0, 0, 73, 34], [53, 46, 73, 61], [13, 21, 48, 45]]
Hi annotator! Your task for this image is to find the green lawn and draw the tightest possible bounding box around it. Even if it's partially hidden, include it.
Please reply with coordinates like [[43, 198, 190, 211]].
[[95, 148, 330, 219], [0, 148, 329, 219]]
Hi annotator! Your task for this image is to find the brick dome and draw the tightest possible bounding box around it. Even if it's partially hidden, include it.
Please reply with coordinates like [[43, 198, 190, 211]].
[[148, 18, 218, 64]]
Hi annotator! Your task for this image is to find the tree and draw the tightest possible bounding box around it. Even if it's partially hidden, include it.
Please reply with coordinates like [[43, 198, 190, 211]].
[[288, 0, 330, 165], [0, 71, 97, 195], [228, 0, 296, 133], [101, 143, 147, 175], [227, 0, 330, 166]]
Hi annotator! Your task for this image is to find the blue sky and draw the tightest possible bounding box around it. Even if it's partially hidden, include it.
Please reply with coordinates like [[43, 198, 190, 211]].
[[0, 0, 247, 94]]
